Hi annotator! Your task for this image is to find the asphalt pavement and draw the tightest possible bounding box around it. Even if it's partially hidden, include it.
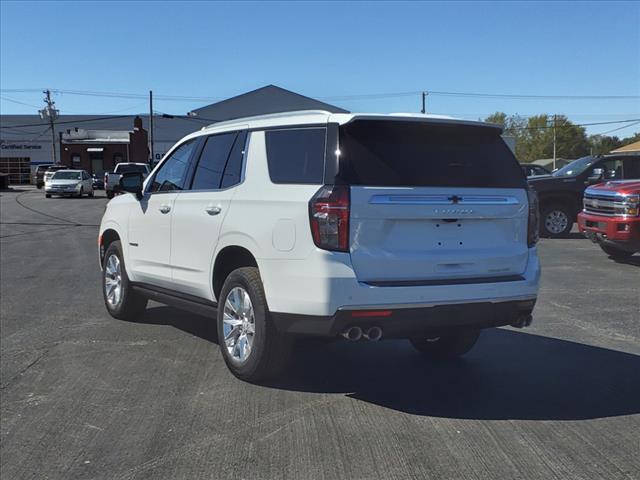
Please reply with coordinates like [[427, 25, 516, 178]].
[[1, 186, 639, 480]]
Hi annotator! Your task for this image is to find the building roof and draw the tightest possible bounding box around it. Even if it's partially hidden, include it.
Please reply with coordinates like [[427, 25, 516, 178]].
[[188, 85, 349, 120], [610, 140, 640, 154], [1, 115, 200, 144]]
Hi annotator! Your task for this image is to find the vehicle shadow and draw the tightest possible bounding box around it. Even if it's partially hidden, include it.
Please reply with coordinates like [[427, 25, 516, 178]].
[[610, 255, 640, 267], [136, 306, 640, 421]]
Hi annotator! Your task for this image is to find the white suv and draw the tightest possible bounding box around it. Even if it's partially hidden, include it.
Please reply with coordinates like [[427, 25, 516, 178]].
[[99, 111, 541, 382]]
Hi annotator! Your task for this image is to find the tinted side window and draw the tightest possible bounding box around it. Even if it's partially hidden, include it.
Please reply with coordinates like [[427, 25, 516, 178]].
[[191, 133, 237, 190], [594, 159, 624, 180], [221, 131, 247, 188], [149, 140, 197, 192], [265, 128, 326, 184], [623, 157, 640, 179]]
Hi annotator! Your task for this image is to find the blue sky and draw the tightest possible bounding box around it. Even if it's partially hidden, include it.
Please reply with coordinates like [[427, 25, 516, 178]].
[[1, 1, 639, 136]]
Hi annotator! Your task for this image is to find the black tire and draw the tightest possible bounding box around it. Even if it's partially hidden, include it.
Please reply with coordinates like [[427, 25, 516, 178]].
[[102, 240, 147, 320], [410, 329, 480, 360], [106, 190, 114, 199], [77, 187, 84, 198], [540, 203, 573, 238], [599, 243, 634, 259], [88, 189, 94, 197], [45, 194, 51, 198], [217, 267, 292, 382]]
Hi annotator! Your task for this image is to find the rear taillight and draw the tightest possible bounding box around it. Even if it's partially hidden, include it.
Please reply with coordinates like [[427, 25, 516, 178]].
[[527, 187, 539, 247], [309, 185, 350, 252]]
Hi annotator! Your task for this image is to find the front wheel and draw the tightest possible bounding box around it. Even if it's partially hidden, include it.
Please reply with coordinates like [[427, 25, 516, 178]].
[[217, 267, 292, 382], [106, 190, 114, 199], [599, 243, 634, 259], [45, 193, 51, 198], [540, 203, 573, 238], [102, 240, 147, 320], [410, 330, 480, 360]]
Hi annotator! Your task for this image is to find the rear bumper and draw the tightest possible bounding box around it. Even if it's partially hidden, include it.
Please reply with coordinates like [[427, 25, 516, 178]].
[[261, 247, 540, 327], [271, 297, 536, 338]]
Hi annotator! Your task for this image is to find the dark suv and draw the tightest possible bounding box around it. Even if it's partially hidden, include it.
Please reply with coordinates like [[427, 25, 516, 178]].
[[528, 154, 640, 238], [33, 164, 54, 188]]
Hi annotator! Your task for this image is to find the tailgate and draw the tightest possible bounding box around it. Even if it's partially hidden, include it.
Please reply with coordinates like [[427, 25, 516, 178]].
[[349, 186, 529, 284]]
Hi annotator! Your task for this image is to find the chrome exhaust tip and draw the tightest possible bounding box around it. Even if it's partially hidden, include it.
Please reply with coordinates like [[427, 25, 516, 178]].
[[342, 326, 363, 342], [364, 326, 383, 342]]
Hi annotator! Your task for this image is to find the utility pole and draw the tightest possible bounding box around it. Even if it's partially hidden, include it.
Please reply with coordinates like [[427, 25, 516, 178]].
[[552, 114, 557, 171], [149, 90, 154, 166], [39, 89, 59, 164], [421, 91, 427, 114]]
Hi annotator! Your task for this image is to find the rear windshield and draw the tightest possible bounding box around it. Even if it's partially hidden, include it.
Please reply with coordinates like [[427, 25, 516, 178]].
[[337, 120, 526, 188], [53, 171, 81, 180], [117, 164, 148, 174]]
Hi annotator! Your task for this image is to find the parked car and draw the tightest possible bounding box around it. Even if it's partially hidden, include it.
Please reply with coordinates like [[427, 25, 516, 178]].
[[45, 169, 94, 198], [528, 154, 640, 238], [43, 165, 70, 187], [521, 163, 551, 177], [105, 163, 150, 199], [33, 164, 54, 188], [92, 173, 105, 190], [99, 111, 541, 382], [578, 180, 640, 258]]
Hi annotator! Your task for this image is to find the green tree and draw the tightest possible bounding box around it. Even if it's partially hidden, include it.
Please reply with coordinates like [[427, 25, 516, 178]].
[[588, 135, 622, 155], [484, 113, 589, 162]]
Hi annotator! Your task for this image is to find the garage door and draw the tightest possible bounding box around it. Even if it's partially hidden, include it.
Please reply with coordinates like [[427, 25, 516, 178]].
[[0, 157, 31, 184]]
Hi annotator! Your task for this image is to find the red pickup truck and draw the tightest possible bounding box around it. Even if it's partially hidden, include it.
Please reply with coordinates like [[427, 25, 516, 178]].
[[578, 180, 640, 258]]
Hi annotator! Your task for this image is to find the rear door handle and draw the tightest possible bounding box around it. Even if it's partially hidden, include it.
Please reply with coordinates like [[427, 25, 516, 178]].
[[205, 205, 222, 216], [159, 204, 171, 214]]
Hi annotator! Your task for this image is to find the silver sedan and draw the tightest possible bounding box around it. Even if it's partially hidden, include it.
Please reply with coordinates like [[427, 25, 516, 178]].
[[45, 169, 94, 198]]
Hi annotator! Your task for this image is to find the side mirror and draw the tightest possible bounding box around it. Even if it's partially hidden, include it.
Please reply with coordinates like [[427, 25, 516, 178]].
[[587, 168, 605, 184], [119, 172, 144, 199]]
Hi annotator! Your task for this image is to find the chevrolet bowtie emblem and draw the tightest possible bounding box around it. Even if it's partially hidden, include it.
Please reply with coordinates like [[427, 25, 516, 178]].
[[448, 195, 463, 204]]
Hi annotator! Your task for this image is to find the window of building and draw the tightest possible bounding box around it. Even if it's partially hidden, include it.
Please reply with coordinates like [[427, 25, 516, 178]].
[[265, 128, 326, 184], [72, 154, 81, 164]]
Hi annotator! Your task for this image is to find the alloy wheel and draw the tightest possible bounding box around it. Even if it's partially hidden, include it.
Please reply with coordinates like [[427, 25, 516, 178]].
[[545, 210, 569, 234], [104, 254, 123, 306], [223, 287, 255, 364]]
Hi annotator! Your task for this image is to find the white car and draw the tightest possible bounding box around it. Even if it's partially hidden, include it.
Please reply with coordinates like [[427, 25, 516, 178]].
[[99, 111, 541, 382], [45, 169, 94, 198]]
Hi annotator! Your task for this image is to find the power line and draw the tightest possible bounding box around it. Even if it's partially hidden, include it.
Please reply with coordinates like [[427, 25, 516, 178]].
[[595, 121, 640, 136], [0, 95, 42, 108], [509, 118, 640, 131], [2, 87, 639, 102]]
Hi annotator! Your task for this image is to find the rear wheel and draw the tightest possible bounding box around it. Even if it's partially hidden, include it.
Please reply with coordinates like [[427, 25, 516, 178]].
[[217, 267, 292, 382], [540, 203, 573, 238], [102, 240, 147, 320], [410, 330, 480, 360], [599, 243, 634, 259]]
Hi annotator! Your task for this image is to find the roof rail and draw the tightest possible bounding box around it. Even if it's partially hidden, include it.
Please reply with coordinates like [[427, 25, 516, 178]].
[[202, 110, 332, 130]]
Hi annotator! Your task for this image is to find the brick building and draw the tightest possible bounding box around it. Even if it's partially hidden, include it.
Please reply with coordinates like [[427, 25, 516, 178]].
[[60, 116, 149, 175]]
